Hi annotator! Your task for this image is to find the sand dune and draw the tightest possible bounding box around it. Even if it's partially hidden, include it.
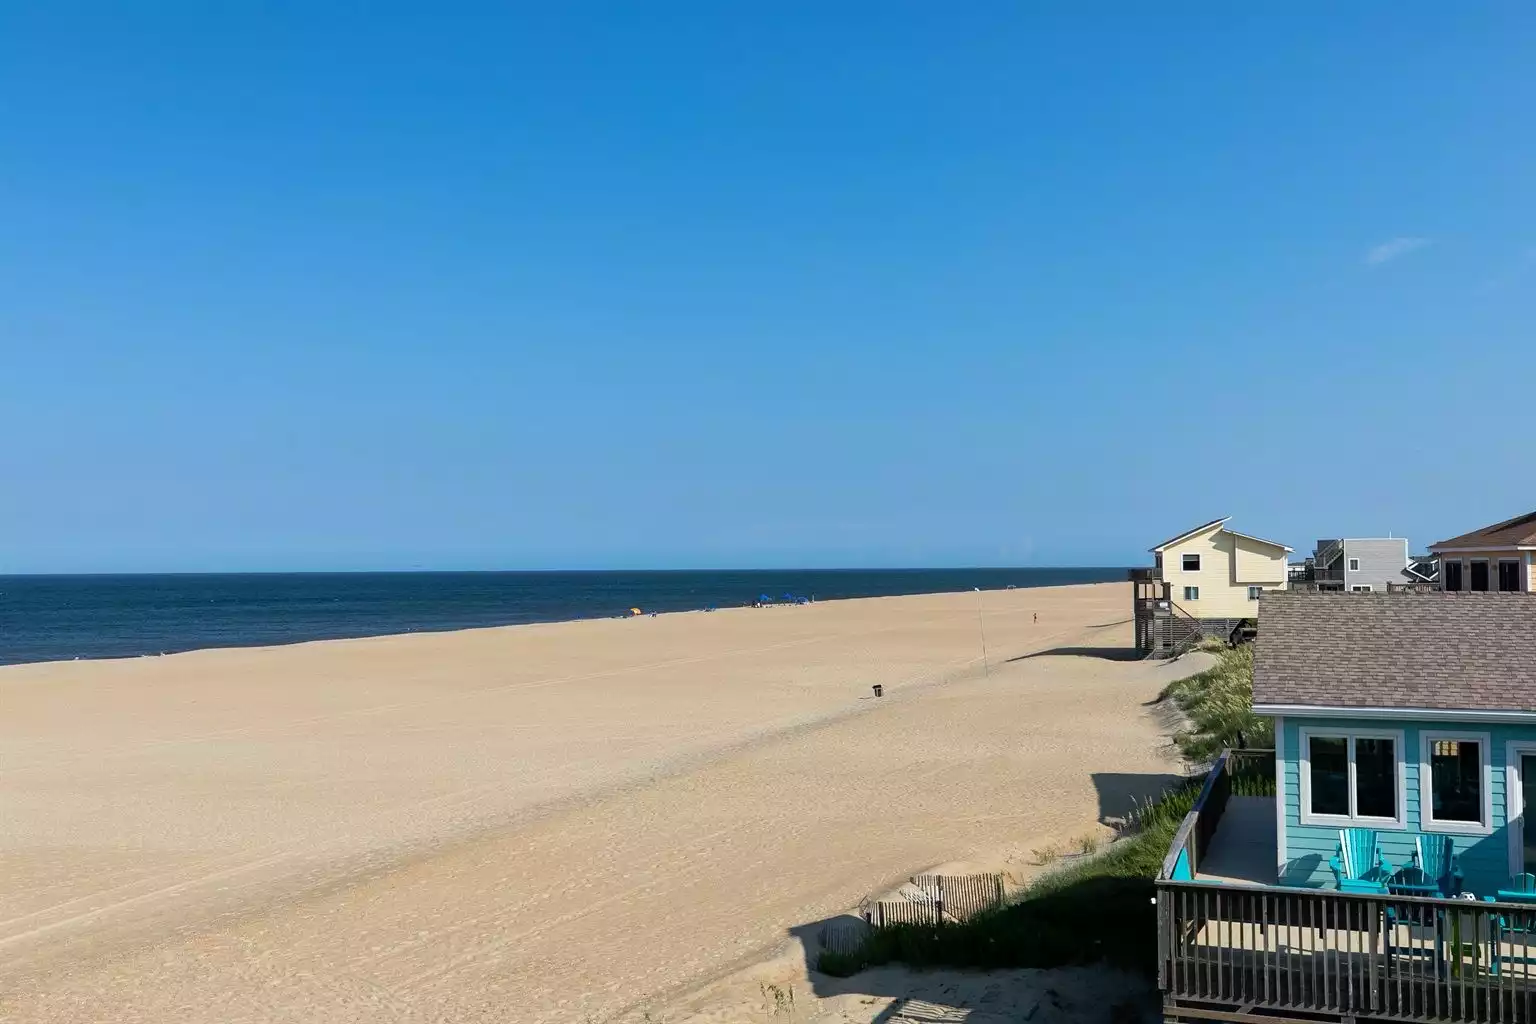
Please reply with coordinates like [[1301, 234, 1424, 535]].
[[0, 581, 1195, 1022]]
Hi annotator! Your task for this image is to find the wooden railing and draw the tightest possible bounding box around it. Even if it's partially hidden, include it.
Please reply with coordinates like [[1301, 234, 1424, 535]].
[[1157, 882, 1536, 1022], [1160, 749, 1274, 883]]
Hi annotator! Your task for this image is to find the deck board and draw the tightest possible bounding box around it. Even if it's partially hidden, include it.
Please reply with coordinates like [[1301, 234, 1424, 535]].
[[1196, 796, 1277, 886]]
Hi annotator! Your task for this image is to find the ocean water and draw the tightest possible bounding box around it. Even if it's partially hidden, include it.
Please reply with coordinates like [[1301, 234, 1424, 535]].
[[0, 568, 1126, 667]]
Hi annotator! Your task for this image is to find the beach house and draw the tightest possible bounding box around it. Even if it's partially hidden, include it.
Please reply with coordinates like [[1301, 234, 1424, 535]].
[[1429, 510, 1536, 593], [1130, 517, 1291, 655], [1292, 537, 1411, 593], [1156, 591, 1536, 1023]]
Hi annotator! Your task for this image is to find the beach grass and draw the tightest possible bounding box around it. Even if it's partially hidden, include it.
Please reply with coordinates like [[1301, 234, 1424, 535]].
[[817, 644, 1272, 979], [1161, 643, 1270, 762]]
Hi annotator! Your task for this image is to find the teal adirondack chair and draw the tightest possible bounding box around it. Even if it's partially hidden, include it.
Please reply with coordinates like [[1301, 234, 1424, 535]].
[[1496, 874, 1536, 903], [1484, 875, 1536, 976], [1330, 828, 1395, 892], [1408, 834, 1463, 897]]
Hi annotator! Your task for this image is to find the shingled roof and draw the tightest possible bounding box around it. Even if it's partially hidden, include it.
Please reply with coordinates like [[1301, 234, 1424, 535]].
[[1430, 510, 1536, 551], [1253, 591, 1536, 713]]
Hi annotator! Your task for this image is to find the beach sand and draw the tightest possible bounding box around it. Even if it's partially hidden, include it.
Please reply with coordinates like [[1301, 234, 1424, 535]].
[[0, 581, 1198, 1022]]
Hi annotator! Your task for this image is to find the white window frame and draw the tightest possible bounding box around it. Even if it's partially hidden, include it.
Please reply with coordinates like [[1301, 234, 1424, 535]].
[[1183, 586, 1199, 601], [1351, 585, 1373, 593], [1182, 553, 1201, 572], [1298, 727, 1408, 830], [1420, 730, 1494, 835], [1506, 740, 1536, 877], [1349, 557, 1360, 572], [1247, 586, 1262, 600]]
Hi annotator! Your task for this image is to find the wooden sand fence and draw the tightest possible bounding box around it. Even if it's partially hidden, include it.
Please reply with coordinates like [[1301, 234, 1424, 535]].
[[858, 873, 1007, 929]]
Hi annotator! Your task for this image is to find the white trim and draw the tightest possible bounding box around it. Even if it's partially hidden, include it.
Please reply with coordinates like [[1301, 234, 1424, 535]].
[[1418, 730, 1494, 836], [1247, 586, 1263, 600], [1298, 726, 1408, 830], [1350, 585, 1374, 593], [1432, 546, 1536, 554], [1506, 741, 1536, 877], [1275, 715, 1288, 878], [1348, 557, 1361, 572], [1182, 553, 1202, 572], [1255, 704, 1536, 724], [1182, 586, 1200, 601]]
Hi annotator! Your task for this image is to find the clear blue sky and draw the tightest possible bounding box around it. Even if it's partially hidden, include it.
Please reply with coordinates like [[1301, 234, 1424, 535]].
[[2, 4, 1532, 573]]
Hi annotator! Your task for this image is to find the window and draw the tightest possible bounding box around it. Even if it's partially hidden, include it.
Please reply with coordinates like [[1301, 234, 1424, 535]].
[[1351, 585, 1373, 593], [1349, 558, 1360, 572], [1182, 553, 1201, 572], [1444, 560, 1463, 592], [1247, 586, 1262, 600], [1471, 560, 1489, 592], [1420, 732, 1491, 833], [1300, 729, 1404, 827], [1500, 560, 1521, 592], [1183, 586, 1199, 601]]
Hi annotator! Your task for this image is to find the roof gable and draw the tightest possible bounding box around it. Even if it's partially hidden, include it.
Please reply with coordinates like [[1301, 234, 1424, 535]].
[[1227, 530, 1294, 554], [1151, 517, 1229, 552], [1253, 592, 1536, 713]]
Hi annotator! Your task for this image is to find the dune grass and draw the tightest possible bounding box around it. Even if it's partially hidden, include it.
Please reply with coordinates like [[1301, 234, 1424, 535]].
[[816, 644, 1272, 979], [1161, 643, 1270, 762]]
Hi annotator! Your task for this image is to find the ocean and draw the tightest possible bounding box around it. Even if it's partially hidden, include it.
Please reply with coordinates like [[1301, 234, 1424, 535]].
[[0, 567, 1126, 667]]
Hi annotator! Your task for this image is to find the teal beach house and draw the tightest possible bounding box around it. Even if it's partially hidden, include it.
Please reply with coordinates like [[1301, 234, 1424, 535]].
[[1156, 591, 1536, 1023], [1253, 593, 1536, 895]]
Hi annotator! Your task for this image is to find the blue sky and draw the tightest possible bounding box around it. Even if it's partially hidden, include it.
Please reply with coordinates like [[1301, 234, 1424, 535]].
[[1, 4, 1532, 572]]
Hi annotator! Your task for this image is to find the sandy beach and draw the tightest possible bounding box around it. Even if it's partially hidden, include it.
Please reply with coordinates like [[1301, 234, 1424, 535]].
[[1, 581, 1197, 1022]]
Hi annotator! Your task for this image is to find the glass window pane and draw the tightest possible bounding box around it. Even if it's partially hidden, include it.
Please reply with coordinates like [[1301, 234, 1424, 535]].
[[1356, 737, 1397, 818], [1431, 739, 1482, 823], [1310, 736, 1349, 816]]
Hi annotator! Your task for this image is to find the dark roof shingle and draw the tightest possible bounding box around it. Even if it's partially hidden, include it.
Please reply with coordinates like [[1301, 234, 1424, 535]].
[[1253, 591, 1536, 712], [1431, 510, 1536, 550]]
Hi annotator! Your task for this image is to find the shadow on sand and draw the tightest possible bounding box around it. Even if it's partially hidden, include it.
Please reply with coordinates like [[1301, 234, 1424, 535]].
[[1091, 770, 1185, 827], [785, 894, 1158, 1022], [1007, 646, 1142, 663]]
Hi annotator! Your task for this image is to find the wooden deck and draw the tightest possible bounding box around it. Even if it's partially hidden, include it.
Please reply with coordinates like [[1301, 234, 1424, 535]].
[[1159, 750, 1536, 1023], [1195, 796, 1277, 887]]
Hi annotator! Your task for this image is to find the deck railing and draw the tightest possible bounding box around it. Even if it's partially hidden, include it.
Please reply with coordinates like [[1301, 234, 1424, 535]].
[[1161, 748, 1275, 883], [1157, 882, 1536, 1022]]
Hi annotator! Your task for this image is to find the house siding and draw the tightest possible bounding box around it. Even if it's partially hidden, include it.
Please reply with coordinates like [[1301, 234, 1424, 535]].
[[1436, 550, 1536, 593], [1341, 538, 1409, 593], [1279, 715, 1524, 894], [1161, 525, 1287, 620], [1234, 535, 1289, 585]]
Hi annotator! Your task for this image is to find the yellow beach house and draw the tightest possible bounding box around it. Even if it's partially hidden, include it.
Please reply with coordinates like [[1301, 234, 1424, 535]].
[[1130, 516, 1292, 654]]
